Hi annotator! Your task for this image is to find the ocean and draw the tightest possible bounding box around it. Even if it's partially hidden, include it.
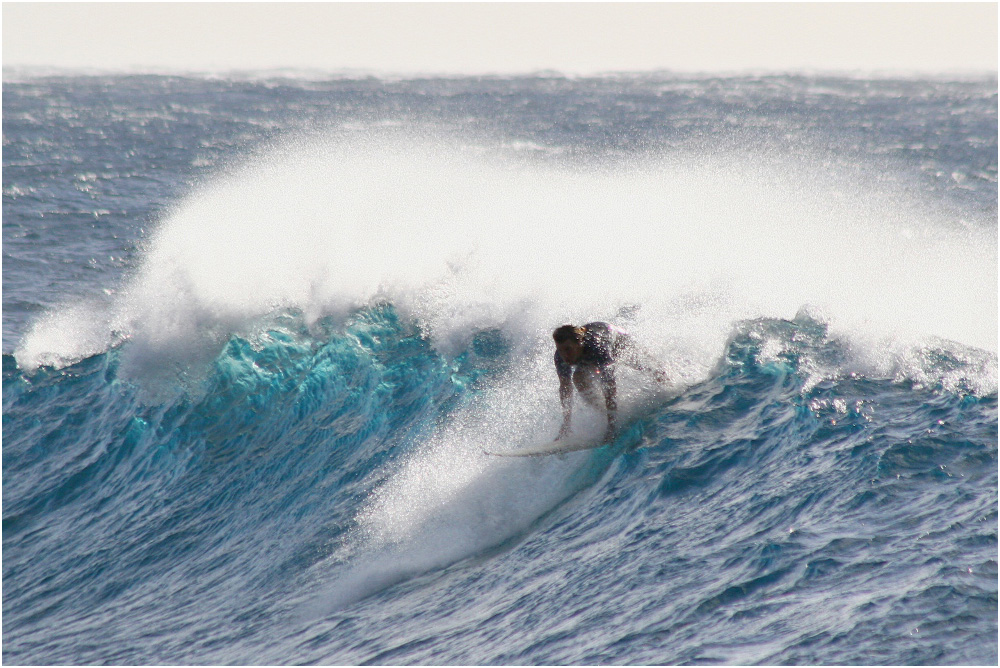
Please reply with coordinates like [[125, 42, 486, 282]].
[[2, 72, 997, 665]]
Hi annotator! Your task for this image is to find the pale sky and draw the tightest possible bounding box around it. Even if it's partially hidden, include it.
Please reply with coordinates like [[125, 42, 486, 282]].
[[2, 2, 997, 76]]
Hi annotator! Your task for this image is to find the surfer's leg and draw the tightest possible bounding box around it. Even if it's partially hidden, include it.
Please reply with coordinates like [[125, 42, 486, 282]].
[[573, 367, 604, 410]]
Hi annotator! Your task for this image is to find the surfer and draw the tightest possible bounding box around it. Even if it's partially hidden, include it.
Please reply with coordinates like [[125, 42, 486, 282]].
[[553, 322, 667, 442]]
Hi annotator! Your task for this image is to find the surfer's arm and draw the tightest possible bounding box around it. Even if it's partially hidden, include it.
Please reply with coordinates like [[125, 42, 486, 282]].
[[555, 351, 575, 439], [558, 375, 573, 438]]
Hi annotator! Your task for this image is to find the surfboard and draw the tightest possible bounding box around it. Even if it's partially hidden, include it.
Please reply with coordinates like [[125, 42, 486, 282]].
[[483, 434, 608, 458]]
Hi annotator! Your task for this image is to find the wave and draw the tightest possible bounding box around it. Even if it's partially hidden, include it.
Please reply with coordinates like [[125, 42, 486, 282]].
[[8, 130, 997, 620], [13, 132, 997, 401]]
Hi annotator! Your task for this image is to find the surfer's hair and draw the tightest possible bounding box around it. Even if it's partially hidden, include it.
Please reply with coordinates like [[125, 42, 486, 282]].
[[553, 325, 585, 343]]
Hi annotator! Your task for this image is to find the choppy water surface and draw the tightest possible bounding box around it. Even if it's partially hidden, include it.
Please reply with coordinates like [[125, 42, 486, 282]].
[[3, 72, 997, 664]]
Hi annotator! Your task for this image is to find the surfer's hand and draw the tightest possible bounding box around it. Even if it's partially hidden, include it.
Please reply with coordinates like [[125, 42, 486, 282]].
[[556, 424, 571, 441]]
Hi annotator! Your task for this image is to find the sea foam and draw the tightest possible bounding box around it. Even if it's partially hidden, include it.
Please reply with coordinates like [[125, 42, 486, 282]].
[[16, 130, 997, 395]]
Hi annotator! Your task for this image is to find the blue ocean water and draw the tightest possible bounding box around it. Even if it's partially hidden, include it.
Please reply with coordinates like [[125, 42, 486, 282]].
[[3, 72, 997, 665]]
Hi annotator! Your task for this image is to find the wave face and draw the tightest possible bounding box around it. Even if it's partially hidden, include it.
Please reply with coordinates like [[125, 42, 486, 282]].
[[3, 73, 998, 664]]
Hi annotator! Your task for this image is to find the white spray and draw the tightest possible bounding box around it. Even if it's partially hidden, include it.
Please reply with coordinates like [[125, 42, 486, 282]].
[[17, 131, 995, 379]]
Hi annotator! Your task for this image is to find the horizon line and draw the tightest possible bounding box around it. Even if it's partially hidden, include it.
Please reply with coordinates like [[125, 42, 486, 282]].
[[4, 64, 998, 83]]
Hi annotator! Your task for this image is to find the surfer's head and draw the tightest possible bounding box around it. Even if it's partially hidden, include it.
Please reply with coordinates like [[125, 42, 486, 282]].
[[553, 325, 585, 364]]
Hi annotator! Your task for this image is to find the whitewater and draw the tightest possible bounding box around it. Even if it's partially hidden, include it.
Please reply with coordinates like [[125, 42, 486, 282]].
[[3, 73, 997, 664]]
